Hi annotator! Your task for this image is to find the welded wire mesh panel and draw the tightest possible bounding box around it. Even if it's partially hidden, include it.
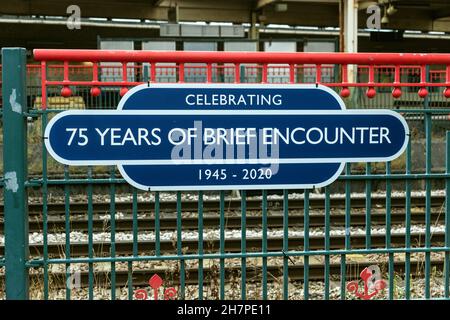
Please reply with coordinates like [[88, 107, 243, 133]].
[[1, 50, 449, 300]]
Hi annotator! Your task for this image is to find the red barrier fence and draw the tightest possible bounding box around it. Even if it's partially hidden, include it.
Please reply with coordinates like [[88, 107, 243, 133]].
[[1, 50, 449, 111], [33, 50, 450, 109]]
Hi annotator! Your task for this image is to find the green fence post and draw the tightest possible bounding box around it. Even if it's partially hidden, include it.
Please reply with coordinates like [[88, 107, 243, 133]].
[[2, 47, 29, 300]]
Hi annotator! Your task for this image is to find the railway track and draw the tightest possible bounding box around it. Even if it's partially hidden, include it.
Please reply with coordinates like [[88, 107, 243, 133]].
[[30, 194, 448, 214], [0, 230, 444, 257], [0, 195, 446, 291], [0, 209, 443, 233], [0, 194, 446, 216], [1, 258, 444, 289], [0, 194, 445, 232], [0, 194, 445, 216]]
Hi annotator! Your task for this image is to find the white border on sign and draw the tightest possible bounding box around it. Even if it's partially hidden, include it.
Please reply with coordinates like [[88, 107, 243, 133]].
[[44, 109, 409, 165], [43, 83, 409, 191], [117, 83, 346, 191], [116, 82, 347, 111], [117, 163, 346, 191], [116, 83, 348, 190]]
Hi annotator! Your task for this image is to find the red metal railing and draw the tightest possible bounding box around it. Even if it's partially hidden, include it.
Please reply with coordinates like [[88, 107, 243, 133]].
[[33, 49, 450, 64], [25, 50, 450, 110], [5, 64, 444, 83]]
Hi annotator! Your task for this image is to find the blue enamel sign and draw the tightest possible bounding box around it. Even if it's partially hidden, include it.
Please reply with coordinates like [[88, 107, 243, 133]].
[[44, 84, 409, 191]]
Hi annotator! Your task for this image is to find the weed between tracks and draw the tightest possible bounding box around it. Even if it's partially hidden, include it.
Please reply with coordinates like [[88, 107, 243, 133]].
[[23, 270, 450, 300], [1, 252, 448, 300]]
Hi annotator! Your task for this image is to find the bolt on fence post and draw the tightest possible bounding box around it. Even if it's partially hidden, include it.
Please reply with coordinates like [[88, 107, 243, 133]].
[[2, 48, 29, 300]]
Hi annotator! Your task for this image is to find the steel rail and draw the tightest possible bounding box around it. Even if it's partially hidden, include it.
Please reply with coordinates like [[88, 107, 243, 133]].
[[0, 195, 444, 216], [2, 231, 444, 257], [0, 210, 443, 233]]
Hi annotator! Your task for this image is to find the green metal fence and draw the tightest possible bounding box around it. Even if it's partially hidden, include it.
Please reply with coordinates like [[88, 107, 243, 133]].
[[0, 113, 3, 298], [0, 83, 3, 295], [1, 47, 450, 300]]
